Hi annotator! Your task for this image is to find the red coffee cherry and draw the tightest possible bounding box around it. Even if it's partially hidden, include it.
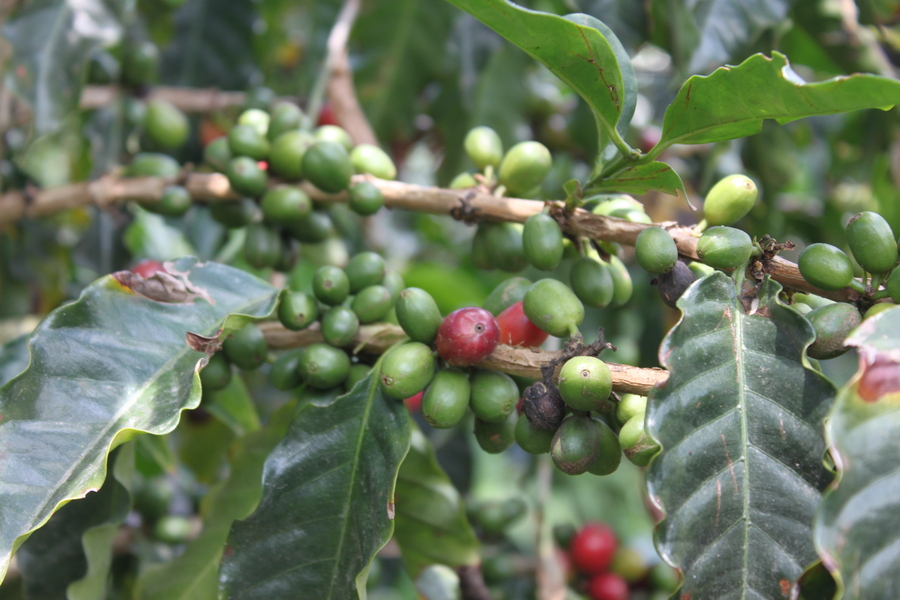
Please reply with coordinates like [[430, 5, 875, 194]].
[[435, 307, 500, 367], [587, 572, 629, 600], [131, 260, 165, 278], [496, 300, 549, 347], [571, 523, 617, 575], [403, 391, 423, 412]]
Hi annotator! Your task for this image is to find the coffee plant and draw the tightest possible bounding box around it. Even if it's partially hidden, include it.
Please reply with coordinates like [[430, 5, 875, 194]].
[[0, 0, 899, 599]]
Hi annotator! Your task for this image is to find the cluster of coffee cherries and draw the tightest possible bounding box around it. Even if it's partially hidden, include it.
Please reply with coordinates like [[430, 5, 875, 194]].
[[123, 94, 395, 272], [555, 522, 678, 600], [199, 251, 404, 395], [377, 273, 659, 476]]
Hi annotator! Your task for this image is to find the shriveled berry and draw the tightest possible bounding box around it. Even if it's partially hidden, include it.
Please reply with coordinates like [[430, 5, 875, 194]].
[[522, 381, 566, 431], [435, 307, 500, 367], [656, 260, 695, 309]]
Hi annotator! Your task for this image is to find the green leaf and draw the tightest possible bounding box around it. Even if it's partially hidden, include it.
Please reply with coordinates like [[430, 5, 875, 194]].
[[219, 374, 412, 599], [162, 0, 259, 89], [2, 0, 121, 134], [814, 307, 900, 598], [178, 415, 235, 484], [655, 51, 900, 150], [135, 401, 296, 600], [589, 161, 687, 198], [0, 335, 30, 388], [15, 443, 134, 600], [444, 0, 635, 152], [645, 273, 836, 599], [0, 257, 279, 584], [394, 426, 480, 578], [204, 375, 260, 436], [124, 207, 198, 262]]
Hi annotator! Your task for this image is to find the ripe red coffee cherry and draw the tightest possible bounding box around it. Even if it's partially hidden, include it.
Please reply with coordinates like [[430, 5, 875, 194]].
[[403, 391, 423, 412], [435, 307, 500, 367], [496, 301, 549, 347], [571, 523, 617, 575], [587, 572, 629, 600]]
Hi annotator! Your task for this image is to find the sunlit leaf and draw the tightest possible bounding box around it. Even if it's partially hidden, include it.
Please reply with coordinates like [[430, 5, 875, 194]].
[[589, 161, 686, 198]]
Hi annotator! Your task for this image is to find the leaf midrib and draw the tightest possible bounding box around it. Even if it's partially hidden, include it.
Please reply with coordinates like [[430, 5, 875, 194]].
[[733, 284, 751, 600]]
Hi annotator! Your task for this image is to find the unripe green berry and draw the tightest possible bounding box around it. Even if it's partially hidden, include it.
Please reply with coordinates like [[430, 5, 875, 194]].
[[797, 243, 855, 291], [635, 227, 678, 275], [464, 126, 503, 170]]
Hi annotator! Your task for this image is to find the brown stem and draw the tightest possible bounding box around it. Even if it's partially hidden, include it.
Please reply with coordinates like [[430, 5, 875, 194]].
[[456, 565, 492, 600], [258, 321, 667, 395], [0, 173, 863, 303], [327, 49, 377, 146], [79, 86, 253, 112]]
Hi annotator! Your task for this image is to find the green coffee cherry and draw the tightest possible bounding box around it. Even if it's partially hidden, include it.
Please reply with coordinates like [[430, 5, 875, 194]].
[[288, 210, 332, 243], [482, 223, 527, 273], [470, 224, 492, 270], [498, 141, 552, 197], [122, 40, 159, 86], [154, 515, 193, 544], [270, 130, 314, 180], [592, 196, 644, 217], [199, 353, 232, 391], [298, 343, 351, 389], [422, 368, 470, 429], [887, 273, 900, 304], [793, 292, 835, 309], [515, 414, 555, 454], [302, 141, 354, 193], [474, 413, 516, 454], [483, 277, 531, 317], [636, 227, 678, 275], [703, 174, 758, 226], [223, 324, 268, 371], [396, 287, 442, 345], [242, 86, 276, 112], [351, 285, 393, 324], [615, 394, 646, 425], [449, 172, 477, 189], [610, 547, 647, 583], [846, 211, 898, 274], [210, 198, 258, 229], [267, 103, 302, 141], [314, 125, 353, 151], [313, 266, 350, 305], [550, 415, 600, 475], [523, 279, 584, 338], [557, 356, 613, 412], [348, 181, 385, 216], [865, 302, 895, 319], [469, 369, 519, 423], [270, 349, 303, 391], [261, 187, 311, 226], [278, 291, 319, 331], [345, 251, 386, 293], [350, 144, 397, 180], [322, 306, 359, 347], [127, 153, 180, 178], [151, 185, 192, 217], [608, 255, 633, 307], [523, 213, 564, 271], [807, 303, 861, 360], [243, 224, 281, 269], [228, 124, 270, 160], [237, 108, 270, 137], [204, 137, 231, 173], [619, 414, 659, 467], [345, 364, 372, 391], [798, 243, 855, 291], [227, 156, 268, 198], [570, 257, 614, 309], [586, 418, 621, 476], [382, 271, 405, 304], [696, 226, 754, 270], [379, 342, 436, 400], [688, 261, 715, 279], [464, 126, 503, 170], [145, 99, 189, 150]]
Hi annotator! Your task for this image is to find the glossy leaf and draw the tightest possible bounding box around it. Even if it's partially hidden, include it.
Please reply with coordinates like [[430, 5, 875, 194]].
[[0, 257, 279, 584], [646, 273, 835, 599], [162, 0, 259, 89], [124, 207, 197, 262], [204, 374, 260, 436], [15, 443, 134, 600], [394, 426, 480, 577], [219, 374, 411, 599], [656, 52, 900, 150], [590, 161, 687, 199], [2, 0, 121, 134], [135, 401, 296, 600], [0, 335, 30, 388], [815, 307, 900, 599], [445, 0, 635, 147]]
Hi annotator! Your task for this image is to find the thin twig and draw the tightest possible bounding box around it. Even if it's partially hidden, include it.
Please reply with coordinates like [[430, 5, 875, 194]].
[[306, 0, 362, 129]]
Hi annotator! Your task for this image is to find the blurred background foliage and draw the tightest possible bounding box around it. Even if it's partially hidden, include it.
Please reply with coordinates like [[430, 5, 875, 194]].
[[0, 0, 898, 598]]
